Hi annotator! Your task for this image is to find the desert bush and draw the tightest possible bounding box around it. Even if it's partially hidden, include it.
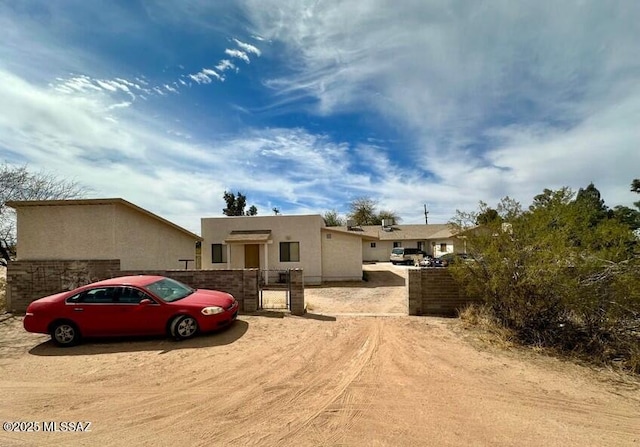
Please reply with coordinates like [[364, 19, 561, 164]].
[[451, 187, 640, 374]]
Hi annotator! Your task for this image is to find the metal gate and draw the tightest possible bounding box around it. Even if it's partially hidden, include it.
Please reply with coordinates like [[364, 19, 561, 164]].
[[258, 269, 291, 310]]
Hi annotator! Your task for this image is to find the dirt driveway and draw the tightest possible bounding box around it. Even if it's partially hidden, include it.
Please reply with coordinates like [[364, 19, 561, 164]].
[[305, 262, 408, 314], [1, 306, 639, 446]]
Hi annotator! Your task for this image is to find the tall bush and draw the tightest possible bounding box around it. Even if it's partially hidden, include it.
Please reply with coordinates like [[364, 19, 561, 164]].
[[451, 187, 640, 372]]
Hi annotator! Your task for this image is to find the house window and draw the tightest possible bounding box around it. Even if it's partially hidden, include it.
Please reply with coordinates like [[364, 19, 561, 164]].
[[212, 244, 226, 263], [393, 242, 401, 248], [370, 242, 376, 248], [280, 242, 300, 262], [440, 243, 447, 252], [326, 233, 332, 239], [417, 241, 425, 251]]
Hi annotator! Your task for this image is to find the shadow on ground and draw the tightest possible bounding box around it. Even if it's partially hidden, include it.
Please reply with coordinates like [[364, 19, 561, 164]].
[[28, 320, 249, 356], [306, 270, 406, 288]]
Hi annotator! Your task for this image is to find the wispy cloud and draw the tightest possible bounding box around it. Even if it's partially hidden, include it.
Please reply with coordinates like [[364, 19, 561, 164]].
[[243, 0, 640, 214], [51, 37, 262, 96]]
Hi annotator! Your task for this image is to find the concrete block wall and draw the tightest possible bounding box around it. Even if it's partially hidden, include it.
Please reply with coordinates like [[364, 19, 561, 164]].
[[6, 260, 260, 314], [407, 268, 480, 316]]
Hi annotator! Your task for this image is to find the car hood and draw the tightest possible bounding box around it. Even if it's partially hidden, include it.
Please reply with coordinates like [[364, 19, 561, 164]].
[[176, 289, 236, 308]]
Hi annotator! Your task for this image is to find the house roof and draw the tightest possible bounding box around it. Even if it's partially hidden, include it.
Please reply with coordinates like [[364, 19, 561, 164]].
[[5, 198, 202, 241], [224, 230, 272, 244], [320, 226, 374, 240], [331, 224, 455, 241]]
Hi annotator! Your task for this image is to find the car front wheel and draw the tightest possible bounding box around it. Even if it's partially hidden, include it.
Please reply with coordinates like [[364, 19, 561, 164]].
[[170, 315, 199, 341], [51, 321, 81, 347]]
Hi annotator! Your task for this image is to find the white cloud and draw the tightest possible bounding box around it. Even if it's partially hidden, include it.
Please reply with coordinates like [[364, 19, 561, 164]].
[[188, 73, 212, 84], [225, 48, 250, 63], [216, 59, 236, 72], [201, 68, 222, 81], [233, 38, 261, 56]]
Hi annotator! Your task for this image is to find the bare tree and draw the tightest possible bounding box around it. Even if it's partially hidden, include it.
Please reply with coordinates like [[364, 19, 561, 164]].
[[348, 197, 401, 225], [0, 163, 87, 265]]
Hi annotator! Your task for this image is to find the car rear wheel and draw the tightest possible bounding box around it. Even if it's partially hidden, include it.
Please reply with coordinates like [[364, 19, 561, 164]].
[[51, 321, 80, 347], [170, 315, 198, 341]]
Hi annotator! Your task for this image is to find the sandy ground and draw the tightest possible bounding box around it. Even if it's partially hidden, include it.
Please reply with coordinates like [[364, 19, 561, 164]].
[[1, 264, 639, 446]]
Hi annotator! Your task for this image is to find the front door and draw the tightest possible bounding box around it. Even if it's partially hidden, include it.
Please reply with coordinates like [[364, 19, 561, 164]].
[[245, 244, 260, 268]]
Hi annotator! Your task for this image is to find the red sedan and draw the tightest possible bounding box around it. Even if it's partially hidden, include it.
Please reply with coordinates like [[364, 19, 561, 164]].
[[23, 275, 239, 346]]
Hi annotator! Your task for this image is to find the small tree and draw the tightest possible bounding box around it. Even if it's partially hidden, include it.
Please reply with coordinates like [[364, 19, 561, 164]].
[[0, 163, 87, 265], [323, 210, 344, 226], [222, 191, 257, 216]]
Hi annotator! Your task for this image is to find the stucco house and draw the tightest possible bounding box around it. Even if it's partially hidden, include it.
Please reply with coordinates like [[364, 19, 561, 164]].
[[7, 198, 201, 270], [201, 214, 364, 284], [333, 223, 460, 262]]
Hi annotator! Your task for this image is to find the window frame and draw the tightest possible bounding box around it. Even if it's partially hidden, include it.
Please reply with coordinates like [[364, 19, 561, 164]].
[[280, 241, 300, 262], [212, 243, 226, 263]]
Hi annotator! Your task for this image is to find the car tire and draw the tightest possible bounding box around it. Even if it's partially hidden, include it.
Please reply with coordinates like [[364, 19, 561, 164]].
[[50, 321, 81, 347], [169, 315, 199, 341]]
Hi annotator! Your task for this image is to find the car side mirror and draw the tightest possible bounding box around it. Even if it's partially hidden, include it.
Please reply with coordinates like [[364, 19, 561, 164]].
[[139, 299, 152, 306]]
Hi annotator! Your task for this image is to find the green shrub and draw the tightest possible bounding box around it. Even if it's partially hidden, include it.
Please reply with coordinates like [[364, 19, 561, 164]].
[[451, 189, 640, 374]]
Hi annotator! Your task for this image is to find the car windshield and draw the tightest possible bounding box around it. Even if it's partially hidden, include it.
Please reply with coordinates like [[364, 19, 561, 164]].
[[145, 278, 194, 302], [392, 248, 403, 254]]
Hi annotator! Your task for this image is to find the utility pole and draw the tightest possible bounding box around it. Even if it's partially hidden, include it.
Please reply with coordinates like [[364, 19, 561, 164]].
[[424, 204, 429, 224]]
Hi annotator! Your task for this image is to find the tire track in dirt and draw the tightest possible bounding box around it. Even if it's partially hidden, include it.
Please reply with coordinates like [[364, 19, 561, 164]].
[[274, 318, 383, 446]]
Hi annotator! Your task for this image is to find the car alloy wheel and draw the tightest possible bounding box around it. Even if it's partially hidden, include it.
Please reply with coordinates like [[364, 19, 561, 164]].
[[51, 322, 80, 347], [170, 315, 198, 340]]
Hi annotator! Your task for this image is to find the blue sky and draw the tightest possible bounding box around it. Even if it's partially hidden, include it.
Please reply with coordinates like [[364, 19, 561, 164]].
[[1, 1, 639, 233]]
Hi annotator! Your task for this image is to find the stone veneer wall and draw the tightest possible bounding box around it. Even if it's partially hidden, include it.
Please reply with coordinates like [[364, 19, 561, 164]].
[[6, 259, 121, 313], [6, 260, 261, 314], [288, 269, 305, 316], [407, 268, 480, 316]]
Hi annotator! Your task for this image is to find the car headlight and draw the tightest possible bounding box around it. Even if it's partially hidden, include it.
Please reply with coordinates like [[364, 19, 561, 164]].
[[201, 306, 225, 315]]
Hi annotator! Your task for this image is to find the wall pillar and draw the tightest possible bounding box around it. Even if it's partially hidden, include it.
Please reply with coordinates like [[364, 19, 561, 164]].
[[407, 268, 423, 316], [289, 268, 305, 316]]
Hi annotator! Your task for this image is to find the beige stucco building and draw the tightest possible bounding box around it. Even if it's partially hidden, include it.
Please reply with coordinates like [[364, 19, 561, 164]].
[[7, 199, 201, 270], [333, 223, 460, 262], [201, 214, 364, 284]]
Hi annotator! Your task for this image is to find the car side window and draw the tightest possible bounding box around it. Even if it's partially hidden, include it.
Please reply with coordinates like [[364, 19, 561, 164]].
[[118, 287, 155, 304], [75, 287, 117, 304]]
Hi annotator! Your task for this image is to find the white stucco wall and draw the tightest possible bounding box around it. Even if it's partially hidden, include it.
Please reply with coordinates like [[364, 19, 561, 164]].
[[201, 215, 325, 284], [321, 230, 363, 281], [362, 240, 395, 262]]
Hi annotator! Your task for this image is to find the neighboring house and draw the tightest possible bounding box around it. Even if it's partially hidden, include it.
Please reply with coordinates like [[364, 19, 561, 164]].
[[201, 214, 364, 284], [333, 223, 461, 262], [7, 198, 201, 270]]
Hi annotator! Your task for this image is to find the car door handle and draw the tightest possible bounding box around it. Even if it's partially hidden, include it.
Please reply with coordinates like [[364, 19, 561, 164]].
[[73, 308, 84, 312]]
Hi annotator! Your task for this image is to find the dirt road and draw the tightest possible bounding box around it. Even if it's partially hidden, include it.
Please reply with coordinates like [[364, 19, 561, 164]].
[[1, 311, 639, 447]]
